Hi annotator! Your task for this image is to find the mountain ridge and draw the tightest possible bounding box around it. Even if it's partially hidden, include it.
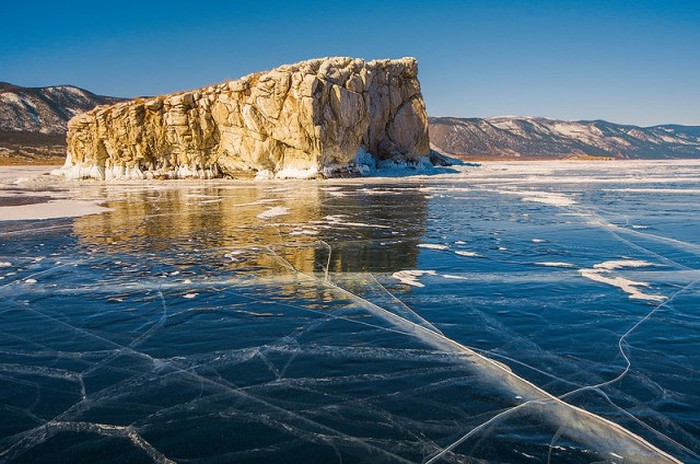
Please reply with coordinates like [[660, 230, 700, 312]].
[[0, 83, 124, 163], [0, 82, 124, 134], [429, 116, 700, 160]]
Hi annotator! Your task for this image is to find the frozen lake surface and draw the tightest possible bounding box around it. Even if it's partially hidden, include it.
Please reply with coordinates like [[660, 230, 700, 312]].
[[1, 161, 699, 463]]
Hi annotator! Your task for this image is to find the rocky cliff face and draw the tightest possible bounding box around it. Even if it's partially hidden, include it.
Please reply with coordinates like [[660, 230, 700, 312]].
[[429, 116, 700, 160], [55, 57, 431, 180]]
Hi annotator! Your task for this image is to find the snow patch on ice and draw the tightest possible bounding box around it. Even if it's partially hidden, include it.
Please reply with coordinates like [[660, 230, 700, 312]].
[[289, 228, 320, 236], [0, 200, 112, 221], [319, 214, 390, 229], [521, 192, 576, 207], [579, 270, 665, 302], [604, 188, 700, 194], [580, 260, 664, 301], [391, 270, 437, 288], [455, 250, 482, 258], [535, 262, 576, 268], [494, 188, 576, 207], [257, 206, 290, 219], [224, 250, 247, 262], [392, 270, 471, 286], [593, 260, 655, 271], [442, 274, 468, 280], [418, 243, 449, 251]]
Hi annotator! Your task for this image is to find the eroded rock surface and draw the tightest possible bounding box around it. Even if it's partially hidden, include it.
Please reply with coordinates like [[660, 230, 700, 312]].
[[55, 57, 431, 179]]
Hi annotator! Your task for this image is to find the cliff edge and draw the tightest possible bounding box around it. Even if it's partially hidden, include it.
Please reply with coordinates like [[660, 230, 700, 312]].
[[54, 57, 431, 180]]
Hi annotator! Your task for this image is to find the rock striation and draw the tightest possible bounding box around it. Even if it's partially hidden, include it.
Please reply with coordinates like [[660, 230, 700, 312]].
[[55, 57, 431, 180]]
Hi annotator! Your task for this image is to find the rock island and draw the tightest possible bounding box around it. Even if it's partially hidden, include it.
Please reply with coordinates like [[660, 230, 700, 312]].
[[54, 57, 432, 180]]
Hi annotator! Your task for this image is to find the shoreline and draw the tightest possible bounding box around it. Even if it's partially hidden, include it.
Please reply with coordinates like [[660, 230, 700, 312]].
[[2, 159, 700, 223], [1, 154, 695, 169]]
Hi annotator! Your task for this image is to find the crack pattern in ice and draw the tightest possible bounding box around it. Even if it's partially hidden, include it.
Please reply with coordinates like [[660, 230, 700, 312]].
[[2, 164, 699, 463]]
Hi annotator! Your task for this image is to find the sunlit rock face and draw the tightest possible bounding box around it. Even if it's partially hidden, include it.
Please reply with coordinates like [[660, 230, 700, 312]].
[[56, 57, 431, 180]]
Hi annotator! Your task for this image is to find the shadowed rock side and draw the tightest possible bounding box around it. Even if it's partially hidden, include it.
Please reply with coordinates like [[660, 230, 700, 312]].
[[54, 57, 431, 180]]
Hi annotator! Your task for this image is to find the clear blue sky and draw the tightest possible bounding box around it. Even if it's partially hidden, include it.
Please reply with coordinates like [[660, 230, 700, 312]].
[[2, 0, 698, 126]]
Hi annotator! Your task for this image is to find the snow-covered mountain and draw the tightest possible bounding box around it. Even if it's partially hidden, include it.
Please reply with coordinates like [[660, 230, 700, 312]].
[[429, 116, 700, 159], [0, 82, 124, 162], [0, 82, 123, 134]]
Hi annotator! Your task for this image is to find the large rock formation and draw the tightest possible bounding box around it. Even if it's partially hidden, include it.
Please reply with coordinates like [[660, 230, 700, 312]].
[[55, 57, 431, 180]]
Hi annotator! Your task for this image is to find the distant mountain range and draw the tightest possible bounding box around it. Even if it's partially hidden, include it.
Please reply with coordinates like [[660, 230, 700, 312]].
[[429, 116, 700, 160], [1, 81, 699, 163], [0, 82, 123, 163], [0, 82, 123, 134]]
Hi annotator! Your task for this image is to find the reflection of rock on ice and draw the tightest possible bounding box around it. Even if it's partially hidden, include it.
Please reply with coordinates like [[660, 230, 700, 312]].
[[71, 182, 429, 276]]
